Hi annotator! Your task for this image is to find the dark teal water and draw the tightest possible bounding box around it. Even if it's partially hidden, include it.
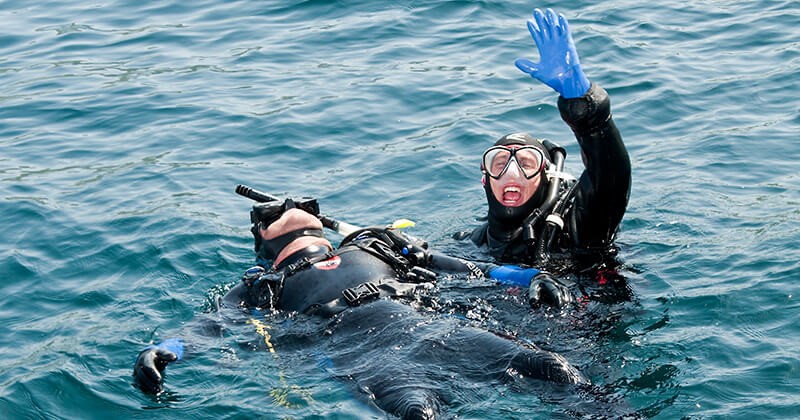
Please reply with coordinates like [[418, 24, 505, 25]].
[[1, 0, 798, 418]]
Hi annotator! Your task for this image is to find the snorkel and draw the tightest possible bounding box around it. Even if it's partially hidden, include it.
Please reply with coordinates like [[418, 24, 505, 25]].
[[520, 139, 567, 246], [235, 184, 361, 237]]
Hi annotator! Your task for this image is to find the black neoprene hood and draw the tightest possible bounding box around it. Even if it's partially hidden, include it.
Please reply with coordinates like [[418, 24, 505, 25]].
[[483, 132, 551, 240]]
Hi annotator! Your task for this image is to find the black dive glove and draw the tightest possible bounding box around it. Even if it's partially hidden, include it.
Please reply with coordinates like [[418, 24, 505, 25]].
[[528, 272, 575, 308], [133, 338, 184, 394]]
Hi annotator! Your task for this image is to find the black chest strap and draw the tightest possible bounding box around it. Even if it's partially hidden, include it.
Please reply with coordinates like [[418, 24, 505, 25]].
[[306, 278, 434, 317], [258, 228, 326, 261]]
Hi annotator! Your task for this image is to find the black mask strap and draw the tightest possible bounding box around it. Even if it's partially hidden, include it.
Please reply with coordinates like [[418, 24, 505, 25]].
[[258, 228, 325, 262]]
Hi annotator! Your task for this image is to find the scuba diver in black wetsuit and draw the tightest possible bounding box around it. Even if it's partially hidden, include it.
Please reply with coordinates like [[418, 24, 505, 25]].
[[133, 199, 587, 420], [467, 9, 631, 271]]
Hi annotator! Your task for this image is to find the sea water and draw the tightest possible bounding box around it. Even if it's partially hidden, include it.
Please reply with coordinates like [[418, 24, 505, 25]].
[[1, 0, 798, 418]]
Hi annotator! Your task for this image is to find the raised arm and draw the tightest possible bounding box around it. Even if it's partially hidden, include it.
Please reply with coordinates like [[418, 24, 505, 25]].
[[515, 8, 631, 249]]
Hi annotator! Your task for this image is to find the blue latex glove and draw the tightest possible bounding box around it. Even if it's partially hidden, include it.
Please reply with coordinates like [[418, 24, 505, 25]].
[[514, 8, 590, 99], [133, 338, 184, 394], [489, 265, 541, 287]]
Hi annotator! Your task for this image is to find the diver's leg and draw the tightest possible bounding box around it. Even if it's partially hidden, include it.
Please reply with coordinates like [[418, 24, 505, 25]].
[[510, 347, 588, 384], [332, 300, 444, 419], [418, 326, 587, 385]]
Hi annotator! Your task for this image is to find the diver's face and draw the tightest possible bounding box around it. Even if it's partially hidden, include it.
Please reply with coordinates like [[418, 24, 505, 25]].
[[483, 145, 544, 207], [489, 165, 542, 207]]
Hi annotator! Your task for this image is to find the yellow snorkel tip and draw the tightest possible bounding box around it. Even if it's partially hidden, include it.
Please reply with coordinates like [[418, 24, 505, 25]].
[[390, 219, 416, 229]]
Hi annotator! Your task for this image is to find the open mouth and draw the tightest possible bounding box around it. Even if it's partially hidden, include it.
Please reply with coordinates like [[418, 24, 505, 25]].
[[502, 186, 522, 205]]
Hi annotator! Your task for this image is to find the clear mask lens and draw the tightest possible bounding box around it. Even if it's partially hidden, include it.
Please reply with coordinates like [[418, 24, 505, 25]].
[[482, 146, 545, 179]]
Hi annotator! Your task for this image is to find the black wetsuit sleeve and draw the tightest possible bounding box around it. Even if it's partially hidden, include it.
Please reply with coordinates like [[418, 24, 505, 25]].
[[428, 251, 497, 278], [132, 286, 256, 394], [558, 83, 631, 249]]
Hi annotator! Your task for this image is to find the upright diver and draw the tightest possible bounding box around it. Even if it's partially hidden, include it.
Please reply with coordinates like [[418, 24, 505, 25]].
[[469, 8, 632, 268]]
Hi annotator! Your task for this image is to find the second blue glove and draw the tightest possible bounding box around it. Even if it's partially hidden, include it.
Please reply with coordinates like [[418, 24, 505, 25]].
[[489, 265, 541, 287]]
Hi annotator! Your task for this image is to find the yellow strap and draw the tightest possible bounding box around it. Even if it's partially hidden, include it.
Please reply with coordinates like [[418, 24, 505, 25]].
[[248, 318, 276, 354], [247, 318, 313, 407]]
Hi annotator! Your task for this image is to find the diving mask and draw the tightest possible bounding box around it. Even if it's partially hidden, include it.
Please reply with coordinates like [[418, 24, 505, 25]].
[[251, 197, 320, 231], [482, 145, 546, 180]]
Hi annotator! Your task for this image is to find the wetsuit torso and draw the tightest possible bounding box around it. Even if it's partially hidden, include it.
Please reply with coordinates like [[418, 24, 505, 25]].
[[225, 230, 460, 316], [471, 83, 631, 264], [278, 247, 399, 314]]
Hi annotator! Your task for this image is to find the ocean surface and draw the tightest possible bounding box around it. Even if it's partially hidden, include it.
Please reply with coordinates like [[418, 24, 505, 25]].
[[1, 0, 798, 418]]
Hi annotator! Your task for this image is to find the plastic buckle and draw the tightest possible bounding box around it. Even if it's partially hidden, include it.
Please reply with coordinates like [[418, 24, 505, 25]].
[[405, 266, 437, 283], [342, 282, 380, 307], [242, 266, 266, 287]]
